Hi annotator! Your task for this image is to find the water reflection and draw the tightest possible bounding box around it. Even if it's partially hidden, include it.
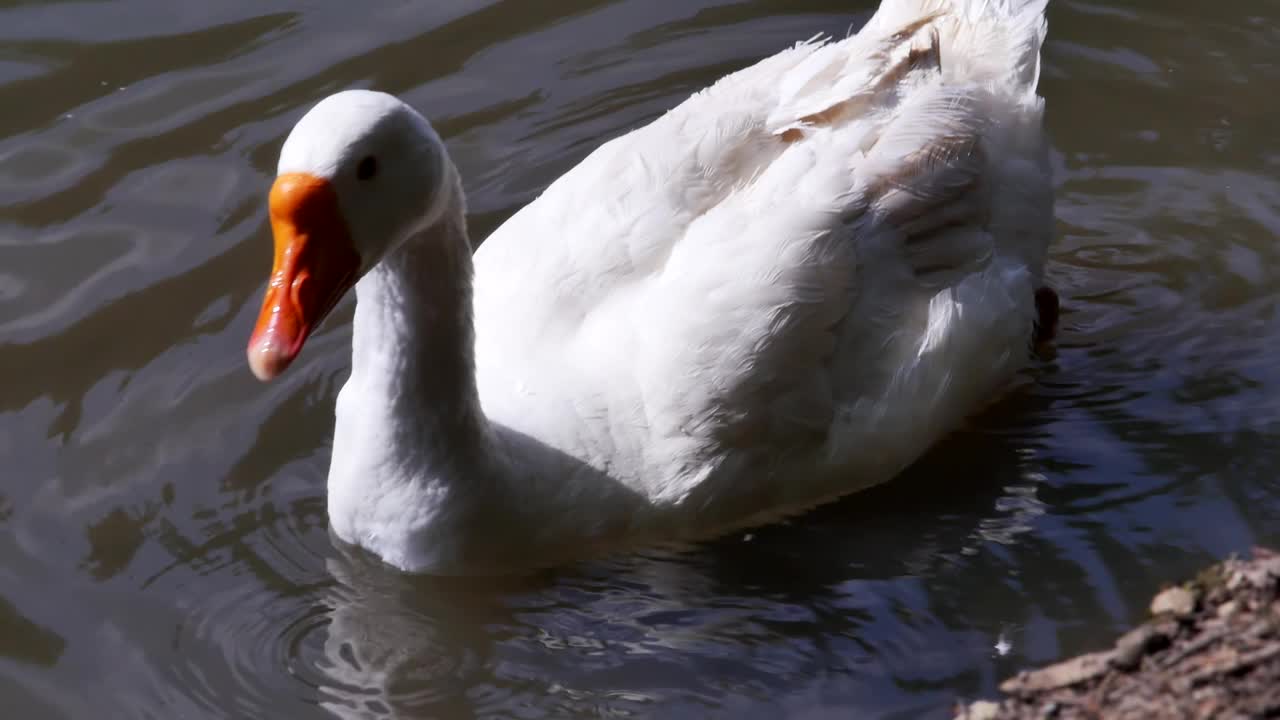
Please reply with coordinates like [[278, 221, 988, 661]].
[[301, 422, 1057, 719], [0, 596, 65, 667]]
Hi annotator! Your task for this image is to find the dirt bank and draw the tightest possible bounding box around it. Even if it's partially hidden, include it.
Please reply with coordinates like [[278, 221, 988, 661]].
[[955, 547, 1280, 720]]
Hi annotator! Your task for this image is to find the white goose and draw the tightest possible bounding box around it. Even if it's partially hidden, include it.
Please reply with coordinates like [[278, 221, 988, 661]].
[[247, 0, 1055, 574]]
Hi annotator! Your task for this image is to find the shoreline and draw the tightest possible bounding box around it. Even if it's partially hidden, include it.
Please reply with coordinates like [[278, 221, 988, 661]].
[[955, 547, 1280, 719]]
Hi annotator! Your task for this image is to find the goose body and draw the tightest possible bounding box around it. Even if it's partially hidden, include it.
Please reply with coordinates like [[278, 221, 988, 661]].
[[248, 0, 1054, 574]]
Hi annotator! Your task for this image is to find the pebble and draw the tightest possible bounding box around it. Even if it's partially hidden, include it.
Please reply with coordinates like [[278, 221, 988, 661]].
[[1151, 586, 1197, 618], [1111, 624, 1169, 671], [965, 700, 1001, 720]]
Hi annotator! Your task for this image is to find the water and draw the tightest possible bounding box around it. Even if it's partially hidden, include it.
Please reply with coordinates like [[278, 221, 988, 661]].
[[3, 0, 1279, 717]]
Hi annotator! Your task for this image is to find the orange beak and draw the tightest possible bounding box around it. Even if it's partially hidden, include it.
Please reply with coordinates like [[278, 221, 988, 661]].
[[247, 173, 361, 382]]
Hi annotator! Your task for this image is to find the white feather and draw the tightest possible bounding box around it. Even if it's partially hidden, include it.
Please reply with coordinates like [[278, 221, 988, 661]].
[[276, 0, 1055, 574]]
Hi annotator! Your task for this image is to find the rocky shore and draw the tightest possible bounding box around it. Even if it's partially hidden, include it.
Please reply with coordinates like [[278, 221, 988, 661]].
[[955, 547, 1280, 720]]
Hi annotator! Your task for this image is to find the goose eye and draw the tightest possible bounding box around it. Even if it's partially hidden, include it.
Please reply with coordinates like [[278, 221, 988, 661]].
[[356, 155, 378, 181]]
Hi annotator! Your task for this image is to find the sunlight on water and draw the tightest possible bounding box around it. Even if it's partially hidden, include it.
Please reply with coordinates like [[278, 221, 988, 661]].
[[1, 0, 1279, 717]]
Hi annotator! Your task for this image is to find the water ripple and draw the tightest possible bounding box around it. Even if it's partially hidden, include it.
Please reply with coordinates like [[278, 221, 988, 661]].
[[2, 0, 1280, 718]]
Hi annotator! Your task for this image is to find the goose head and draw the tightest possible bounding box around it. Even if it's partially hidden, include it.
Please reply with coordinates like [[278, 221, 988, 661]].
[[247, 90, 453, 381]]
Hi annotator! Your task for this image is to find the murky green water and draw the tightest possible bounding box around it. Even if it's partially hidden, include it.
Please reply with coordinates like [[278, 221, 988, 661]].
[[3, 1, 1279, 717]]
